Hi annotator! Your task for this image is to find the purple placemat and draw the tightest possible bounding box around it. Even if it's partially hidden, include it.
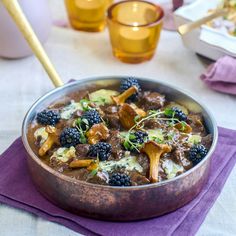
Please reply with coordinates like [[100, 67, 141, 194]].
[[0, 127, 235, 236]]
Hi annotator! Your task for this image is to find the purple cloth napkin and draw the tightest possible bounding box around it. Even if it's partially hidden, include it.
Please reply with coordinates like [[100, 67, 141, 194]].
[[0, 127, 236, 236], [200, 56, 236, 95]]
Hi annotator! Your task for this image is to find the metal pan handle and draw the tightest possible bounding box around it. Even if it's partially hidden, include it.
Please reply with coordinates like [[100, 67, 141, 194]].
[[1, 0, 64, 87]]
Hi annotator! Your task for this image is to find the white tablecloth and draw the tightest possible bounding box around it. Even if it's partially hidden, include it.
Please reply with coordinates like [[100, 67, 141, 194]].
[[0, 1, 236, 235]]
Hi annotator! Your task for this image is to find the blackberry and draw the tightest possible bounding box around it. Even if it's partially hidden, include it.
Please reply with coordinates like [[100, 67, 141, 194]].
[[189, 144, 208, 165], [134, 131, 148, 144], [88, 142, 111, 161], [109, 173, 131, 186], [81, 110, 102, 128], [167, 107, 187, 122], [36, 110, 60, 126], [60, 127, 81, 148], [120, 77, 141, 101], [123, 130, 148, 151]]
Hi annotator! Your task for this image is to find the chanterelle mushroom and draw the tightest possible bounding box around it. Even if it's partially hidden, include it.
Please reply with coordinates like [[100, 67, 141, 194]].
[[111, 86, 138, 105], [39, 126, 58, 157], [141, 141, 171, 183], [174, 122, 192, 133], [69, 159, 93, 168], [118, 103, 146, 129], [69, 159, 99, 171], [86, 123, 109, 144]]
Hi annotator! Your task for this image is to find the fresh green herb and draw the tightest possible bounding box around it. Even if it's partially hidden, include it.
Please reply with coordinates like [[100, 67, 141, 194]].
[[148, 110, 159, 115], [121, 107, 188, 152], [129, 133, 136, 140], [79, 134, 87, 144], [164, 108, 174, 117], [122, 132, 146, 153], [167, 132, 175, 142], [79, 99, 92, 111], [75, 117, 89, 144], [129, 108, 180, 132], [129, 110, 164, 132], [76, 117, 89, 130], [134, 115, 141, 123], [180, 121, 187, 131], [90, 169, 98, 176], [153, 137, 164, 143]]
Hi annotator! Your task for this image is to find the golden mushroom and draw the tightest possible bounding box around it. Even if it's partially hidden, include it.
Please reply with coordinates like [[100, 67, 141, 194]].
[[69, 159, 99, 171], [141, 141, 171, 183], [174, 122, 192, 133], [118, 103, 146, 129], [111, 86, 138, 105], [86, 123, 109, 144], [39, 126, 58, 157], [69, 159, 93, 168]]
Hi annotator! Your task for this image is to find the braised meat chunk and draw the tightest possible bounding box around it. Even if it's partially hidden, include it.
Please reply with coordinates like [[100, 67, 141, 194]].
[[75, 144, 90, 159], [141, 91, 165, 110], [107, 130, 124, 160]]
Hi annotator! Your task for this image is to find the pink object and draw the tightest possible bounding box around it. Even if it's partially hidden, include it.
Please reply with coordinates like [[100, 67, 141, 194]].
[[161, 0, 184, 31], [200, 56, 236, 95], [53, 19, 69, 28], [172, 0, 184, 10], [0, 0, 51, 59]]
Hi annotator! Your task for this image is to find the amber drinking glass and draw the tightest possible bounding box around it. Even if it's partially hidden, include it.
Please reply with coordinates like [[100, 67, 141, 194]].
[[65, 0, 113, 32], [107, 0, 164, 63]]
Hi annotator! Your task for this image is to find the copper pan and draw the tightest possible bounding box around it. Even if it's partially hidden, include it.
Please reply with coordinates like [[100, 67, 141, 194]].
[[3, 0, 218, 221], [22, 76, 218, 221]]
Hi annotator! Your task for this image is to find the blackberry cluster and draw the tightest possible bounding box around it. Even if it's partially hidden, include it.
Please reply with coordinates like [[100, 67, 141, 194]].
[[36, 110, 60, 126], [189, 144, 208, 165], [109, 173, 131, 186], [168, 107, 187, 121], [124, 130, 148, 152], [120, 77, 141, 101], [60, 127, 81, 148], [88, 142, 111, 161], [133, 131, 148, 144], [81, 110, 102, 128]]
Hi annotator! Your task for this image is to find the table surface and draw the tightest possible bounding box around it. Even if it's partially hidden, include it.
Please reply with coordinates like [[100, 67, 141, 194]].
[[0, 1, 236, 235]]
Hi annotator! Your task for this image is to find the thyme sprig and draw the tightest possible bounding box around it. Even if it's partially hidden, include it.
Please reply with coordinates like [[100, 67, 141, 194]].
[[129, 110, 164, 132], [122, 132, 149, 153], [79, 97, 106, 111], [75, 117, 89, 144], [129, 108, 184, 132], [122, 108, 188, 152], [79, 99, 93, 111]]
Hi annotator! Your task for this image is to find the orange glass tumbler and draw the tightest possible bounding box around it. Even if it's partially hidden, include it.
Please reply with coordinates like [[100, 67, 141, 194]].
[[65, 0, 113, 32], [107, 0, 164, 63]]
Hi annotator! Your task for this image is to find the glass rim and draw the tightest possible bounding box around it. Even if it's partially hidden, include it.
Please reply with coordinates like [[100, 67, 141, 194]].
[[107, 0, 165, 27]]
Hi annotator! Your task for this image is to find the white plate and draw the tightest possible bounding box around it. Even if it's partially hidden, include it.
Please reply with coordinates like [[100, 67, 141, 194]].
[[174, 0, 236, 60]]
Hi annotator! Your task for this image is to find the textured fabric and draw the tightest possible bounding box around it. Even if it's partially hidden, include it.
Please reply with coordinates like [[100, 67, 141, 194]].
[[200, 56, 236, 95], [0, 127, 235, 236]]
